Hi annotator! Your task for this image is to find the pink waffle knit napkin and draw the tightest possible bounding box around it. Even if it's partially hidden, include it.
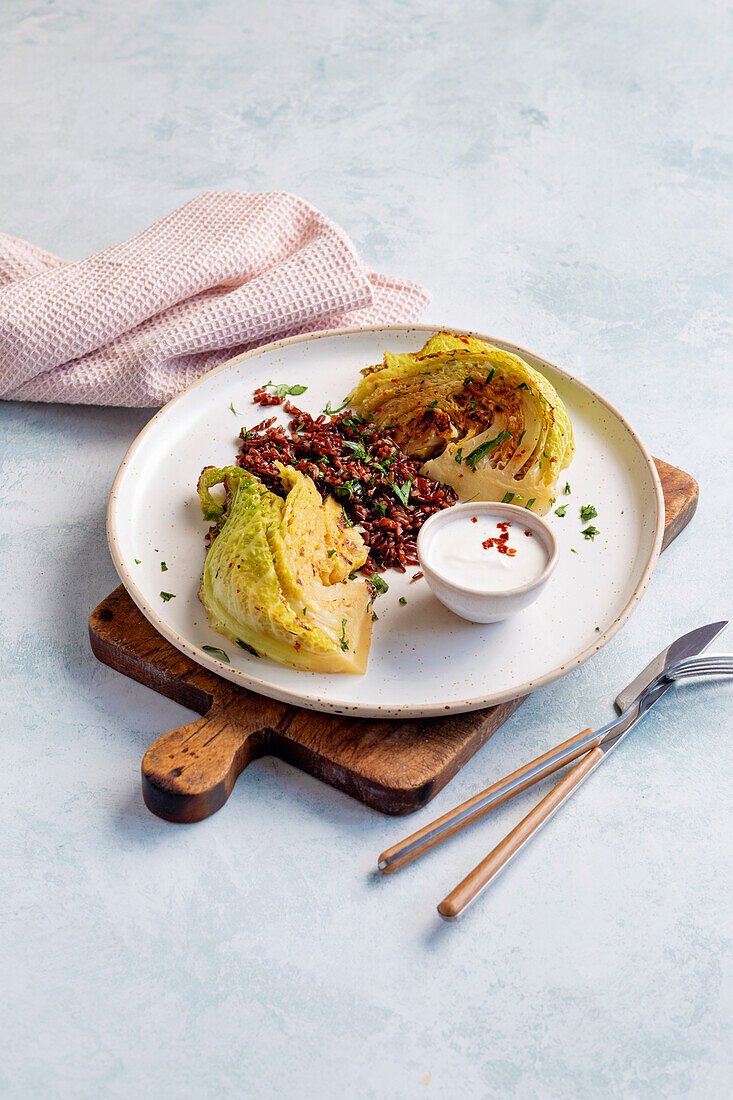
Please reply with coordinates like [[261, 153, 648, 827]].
[[0, 191, 430, 407]]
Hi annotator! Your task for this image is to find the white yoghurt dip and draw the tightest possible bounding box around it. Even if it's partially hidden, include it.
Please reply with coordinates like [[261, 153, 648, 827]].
[[427, 512, 549, 592]]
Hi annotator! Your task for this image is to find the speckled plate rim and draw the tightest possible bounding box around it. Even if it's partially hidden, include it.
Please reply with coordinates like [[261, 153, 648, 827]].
[[107, 323, 665, 717]]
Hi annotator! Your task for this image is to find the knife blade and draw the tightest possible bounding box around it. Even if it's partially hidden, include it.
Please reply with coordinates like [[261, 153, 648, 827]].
[[614, 620, 728, 715], [584, 620, 728, 761]]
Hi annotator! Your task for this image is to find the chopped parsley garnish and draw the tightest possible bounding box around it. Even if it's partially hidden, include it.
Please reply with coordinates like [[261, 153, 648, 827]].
[[160, 562, 168, 571], [236, 639, 260, 657], [335, 479, 362, 501], [371, 576, 389, 596], [580, 504, 598, 522], [202, 645, 230, 663], [399, 596, 407, 605], [338, 619, 349, 651], [485, 368, 495, 384], [160, 591, 176, 602], [581, 525, 600, 541], [595, 627, 601, 633], [570, 547, 577, 553], [391, 478, 412, 506], [374, 452, 397, 476], [564, 482, 571, 494], [554, 504, 568, 517], [263, 380, 308, 398], [464, 431, 512, 471], [501, 492, 515, 504], [525, 498, 536, 510], [326, 549, 336, 558], [134, 558, 141, 564], [229, 402, 237, 415], [343, 440, 369, 462], [323, 397, 350, 415]]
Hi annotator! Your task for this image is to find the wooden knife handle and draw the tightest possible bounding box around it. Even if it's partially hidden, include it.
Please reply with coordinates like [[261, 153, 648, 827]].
[[378, 728, 598, 873], [437, 745, 604, 921], [141, 695, 288, 823]]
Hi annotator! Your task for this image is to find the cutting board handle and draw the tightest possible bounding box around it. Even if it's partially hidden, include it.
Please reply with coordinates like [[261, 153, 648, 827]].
[[141, 697, 284, 823]]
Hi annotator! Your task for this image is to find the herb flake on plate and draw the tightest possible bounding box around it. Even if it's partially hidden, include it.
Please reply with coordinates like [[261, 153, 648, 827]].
[[202, 645, 230, 663], [264, 380, 308, 398]]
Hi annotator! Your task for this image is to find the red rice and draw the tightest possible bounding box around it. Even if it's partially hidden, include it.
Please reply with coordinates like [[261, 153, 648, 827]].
[[236, 401, 456, 574]]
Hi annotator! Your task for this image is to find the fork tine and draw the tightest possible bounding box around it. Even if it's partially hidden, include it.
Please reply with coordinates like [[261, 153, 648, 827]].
[[665, 655, 733, 681], [677, 665, 733, 674]]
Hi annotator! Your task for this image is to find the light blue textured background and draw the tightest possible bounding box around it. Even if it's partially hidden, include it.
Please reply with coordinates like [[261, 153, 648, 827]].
[[2, 2, 732, 1097]]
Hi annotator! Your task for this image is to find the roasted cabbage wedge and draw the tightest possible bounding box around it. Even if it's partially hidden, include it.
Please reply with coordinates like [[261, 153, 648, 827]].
[[348, 332, 574, 514], [197, 464, 373, 673]]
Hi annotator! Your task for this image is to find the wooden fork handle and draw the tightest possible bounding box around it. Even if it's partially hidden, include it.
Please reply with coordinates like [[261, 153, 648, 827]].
[[378, 728, 598, 873], [437, 745, 604, 921]]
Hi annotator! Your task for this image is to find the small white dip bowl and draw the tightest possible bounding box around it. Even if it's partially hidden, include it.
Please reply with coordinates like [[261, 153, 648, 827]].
[[417, 502, 559, 623]]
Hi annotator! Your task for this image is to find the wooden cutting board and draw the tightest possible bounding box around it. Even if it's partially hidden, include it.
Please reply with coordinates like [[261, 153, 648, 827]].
[[90, 458, 697, 823]]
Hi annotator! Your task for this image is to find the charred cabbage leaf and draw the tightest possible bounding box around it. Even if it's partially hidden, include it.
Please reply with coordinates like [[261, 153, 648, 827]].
[[197, 465, 372, 673], [348, 332, 574, 514]]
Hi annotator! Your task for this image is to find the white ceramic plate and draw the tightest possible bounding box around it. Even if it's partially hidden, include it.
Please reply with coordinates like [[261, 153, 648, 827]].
[[107, 325, 664, 718]]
